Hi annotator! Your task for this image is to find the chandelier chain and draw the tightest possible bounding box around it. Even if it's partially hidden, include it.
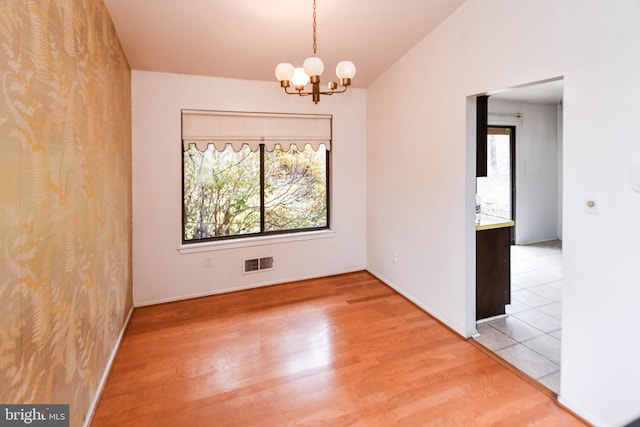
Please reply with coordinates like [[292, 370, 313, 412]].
[[312, 0, 317, 56]]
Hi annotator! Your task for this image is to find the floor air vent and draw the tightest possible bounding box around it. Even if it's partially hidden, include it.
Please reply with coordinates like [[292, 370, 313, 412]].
[[243, 256, 274, 274]]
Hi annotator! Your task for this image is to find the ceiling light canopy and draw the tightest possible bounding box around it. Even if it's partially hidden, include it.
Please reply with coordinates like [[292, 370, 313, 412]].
[[275, 0, 356, 104]]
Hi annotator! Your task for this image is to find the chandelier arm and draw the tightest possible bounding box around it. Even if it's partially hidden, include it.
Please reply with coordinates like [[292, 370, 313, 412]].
[[283, 87, 313, 97], [283, 87, 349, 97], [319, 86, 349, 95]]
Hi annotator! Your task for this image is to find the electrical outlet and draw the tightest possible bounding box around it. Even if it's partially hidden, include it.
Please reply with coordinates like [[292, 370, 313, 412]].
[[204, 257, 213, 268], [392, 251, 398, 264]]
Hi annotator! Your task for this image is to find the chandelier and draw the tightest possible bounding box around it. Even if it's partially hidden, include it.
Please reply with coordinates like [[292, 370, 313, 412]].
[[274, 0, 356, 104]]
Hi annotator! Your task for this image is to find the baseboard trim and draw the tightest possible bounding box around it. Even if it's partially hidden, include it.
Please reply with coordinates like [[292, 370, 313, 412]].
[[134, 268, 366, 307], [366, 269, 467, 338], [83, 305, 134, 427]]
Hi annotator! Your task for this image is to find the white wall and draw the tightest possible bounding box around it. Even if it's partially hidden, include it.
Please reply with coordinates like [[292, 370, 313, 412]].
[[132, 71, 367, 306], [366, 1, 640, 425], [488, 99, 559, 245]]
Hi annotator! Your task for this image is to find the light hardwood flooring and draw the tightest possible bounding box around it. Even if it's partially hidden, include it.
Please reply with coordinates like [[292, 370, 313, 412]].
[[91, 271, 585, 426]]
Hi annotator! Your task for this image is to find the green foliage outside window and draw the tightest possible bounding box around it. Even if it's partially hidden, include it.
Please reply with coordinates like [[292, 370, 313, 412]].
[[183, 143, 328, 242]]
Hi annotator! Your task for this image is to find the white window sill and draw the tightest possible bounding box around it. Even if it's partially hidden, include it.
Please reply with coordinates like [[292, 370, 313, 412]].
[[177, 229, 335, 254]]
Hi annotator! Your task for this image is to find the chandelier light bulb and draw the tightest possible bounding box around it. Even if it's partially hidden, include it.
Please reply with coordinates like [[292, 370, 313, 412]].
[[275, 63, 294, 81], [336, 61, 356, 80], [291, 67, 310, 87], [303, 56, 325, 77]]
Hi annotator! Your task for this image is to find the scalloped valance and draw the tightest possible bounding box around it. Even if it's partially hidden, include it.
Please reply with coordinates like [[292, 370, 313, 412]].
[[181, 110, 332, 152]]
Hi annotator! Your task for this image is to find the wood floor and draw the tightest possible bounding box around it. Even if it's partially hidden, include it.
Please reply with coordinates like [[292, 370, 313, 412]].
[[91, 271, 585, 426]]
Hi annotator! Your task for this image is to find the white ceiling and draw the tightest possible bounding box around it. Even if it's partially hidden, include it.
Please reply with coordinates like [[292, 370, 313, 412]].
[[489, 79, 564, 104], [104, 0, 467, 88]]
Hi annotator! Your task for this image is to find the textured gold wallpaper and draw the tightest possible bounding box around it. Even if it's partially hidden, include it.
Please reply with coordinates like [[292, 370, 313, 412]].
[[0, 0, 132, 426]]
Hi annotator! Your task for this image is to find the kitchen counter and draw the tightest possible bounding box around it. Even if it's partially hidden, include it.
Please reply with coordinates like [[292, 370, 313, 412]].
[[476, 215, 515, 231]]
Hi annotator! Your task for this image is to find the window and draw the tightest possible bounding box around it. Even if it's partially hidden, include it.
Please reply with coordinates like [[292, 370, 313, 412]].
[[476, 126, 515, 221], [181, 110, 331, 243]]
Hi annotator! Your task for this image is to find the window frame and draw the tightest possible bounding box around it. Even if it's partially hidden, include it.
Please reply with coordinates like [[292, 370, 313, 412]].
[[181, 141, 331, 245]]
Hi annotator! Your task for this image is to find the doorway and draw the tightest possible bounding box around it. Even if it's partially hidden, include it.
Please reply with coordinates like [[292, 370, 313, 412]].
[[472, 78, 564, 394]]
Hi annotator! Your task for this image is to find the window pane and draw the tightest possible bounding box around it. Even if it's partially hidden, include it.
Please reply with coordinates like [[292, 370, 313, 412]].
[[477, 133, 512, 219], [264, 144, 328, 232], [183, 144, 260, 240]]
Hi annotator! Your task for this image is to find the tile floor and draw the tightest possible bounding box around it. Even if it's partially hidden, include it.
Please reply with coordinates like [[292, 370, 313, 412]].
[[474, 240, 563, 393]]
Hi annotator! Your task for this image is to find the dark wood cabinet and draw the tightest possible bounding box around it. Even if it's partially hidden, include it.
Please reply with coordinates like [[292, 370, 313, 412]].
[[476, 95, 489, 177], [476, 225, 511, 320]]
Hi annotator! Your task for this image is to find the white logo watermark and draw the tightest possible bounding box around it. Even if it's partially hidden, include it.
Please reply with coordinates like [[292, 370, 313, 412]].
[[0, 405, 68, 426]]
